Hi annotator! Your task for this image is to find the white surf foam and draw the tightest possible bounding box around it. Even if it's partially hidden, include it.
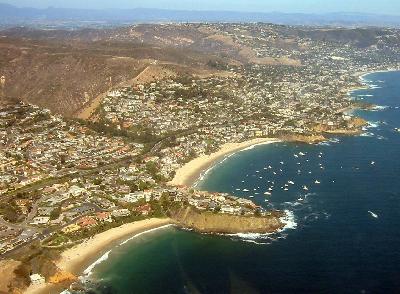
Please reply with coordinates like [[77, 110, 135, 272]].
[[82, 224, 174, 278]]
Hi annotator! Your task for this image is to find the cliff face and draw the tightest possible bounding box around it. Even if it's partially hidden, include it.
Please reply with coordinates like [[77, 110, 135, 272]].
[[281, 134, 326, 144], [172, 207, 283, 234], [311, 117, 367, 135]]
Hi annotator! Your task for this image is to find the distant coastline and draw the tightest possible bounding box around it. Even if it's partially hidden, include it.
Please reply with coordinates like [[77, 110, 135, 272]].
[[169, 137, 281, 188]]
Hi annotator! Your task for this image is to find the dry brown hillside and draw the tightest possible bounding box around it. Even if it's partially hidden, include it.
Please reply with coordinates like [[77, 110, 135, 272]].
[[0, 33, 227, 117], [0, 23, 311, 116]]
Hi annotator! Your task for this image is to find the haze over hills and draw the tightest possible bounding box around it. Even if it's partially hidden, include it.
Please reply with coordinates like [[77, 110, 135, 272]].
[[1, 21, 400, 117], [1, 3, 400, 28]]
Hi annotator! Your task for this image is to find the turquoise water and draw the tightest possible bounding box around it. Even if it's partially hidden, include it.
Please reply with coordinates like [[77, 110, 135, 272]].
[[86, 71, 400, 293]]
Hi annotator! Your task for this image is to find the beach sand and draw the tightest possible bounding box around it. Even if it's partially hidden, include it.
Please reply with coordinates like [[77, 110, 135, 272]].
[[24, 218, 173, 294], [169, 137, 280, 187]]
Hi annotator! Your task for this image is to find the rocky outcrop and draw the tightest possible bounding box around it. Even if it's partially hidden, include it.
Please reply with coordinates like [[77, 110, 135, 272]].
[[172, 207, 283, 234], [281, 133, 326, 144], [48, 271, 77, 284]]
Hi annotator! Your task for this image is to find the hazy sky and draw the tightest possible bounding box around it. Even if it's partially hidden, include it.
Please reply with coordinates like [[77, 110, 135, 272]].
[[3, 0, 400, 15]]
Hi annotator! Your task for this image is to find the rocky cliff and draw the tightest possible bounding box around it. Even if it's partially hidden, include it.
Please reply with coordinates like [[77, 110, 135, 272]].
[[172, 207, 284, 234], [280, 133, 326, 144]]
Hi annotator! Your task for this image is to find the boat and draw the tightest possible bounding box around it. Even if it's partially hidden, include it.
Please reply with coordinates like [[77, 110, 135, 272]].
[[299, 152, 306, 156], [371, 161, 375, 165], [288, 181, 295, 185], [395, 128, 400, 132], [264, 192, 272, 196], [303, 185, 309, 191], [284, 188, 289, 191], [294, 154, 299, 158], [298, 198, 304, 201], [368, 211, 379, 218], [315, 180, 321, 184], [243, 189, 250, 192], [280, 161, 284, 165]]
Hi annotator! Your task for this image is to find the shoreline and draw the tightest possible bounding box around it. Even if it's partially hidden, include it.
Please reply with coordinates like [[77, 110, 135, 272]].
[[168, 137, 280, 188], [22, 68, 400, 294], [24, 218, 174, 294]]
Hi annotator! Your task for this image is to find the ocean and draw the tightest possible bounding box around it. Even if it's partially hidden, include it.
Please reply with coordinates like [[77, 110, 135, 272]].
[[84, 71, 400, 293]]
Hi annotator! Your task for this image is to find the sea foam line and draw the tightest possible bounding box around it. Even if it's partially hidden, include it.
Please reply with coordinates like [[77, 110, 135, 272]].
[[226, 210, 297, 243], [82, 224, 174, 277]]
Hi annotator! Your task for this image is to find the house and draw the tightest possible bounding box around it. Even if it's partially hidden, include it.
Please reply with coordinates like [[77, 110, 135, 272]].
[[37, 207, 54, 216], [112, 209, 131, 218], [30, 274, 45, 285], [122, 192, 145, 203], [135, 204, 152, 216], [95, 212, 113, 223], [67, 185, 85, 197], [30, 217, 50, 225], [77, 216, 97, 228], [62, 224, 81, 234], [220, 205, 240, 214]]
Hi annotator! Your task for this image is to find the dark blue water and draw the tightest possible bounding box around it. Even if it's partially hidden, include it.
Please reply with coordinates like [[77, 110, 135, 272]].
[[90, 71, 400, 294]]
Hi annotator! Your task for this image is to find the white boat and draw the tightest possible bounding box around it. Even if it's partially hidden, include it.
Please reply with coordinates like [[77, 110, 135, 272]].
[[273, 172, 277, 175], [264, 192, 272, 196], [268, 187, 273, 191], [294, 154, 299, 158], [315, 180, 321, 184], [280, 161, 284, 165], [243, 189, 250, 192], [284, 188, 289, 191], [288, 181, 295, 185], [303, 186, 309, 191], [299, 152, 306, 156], [268, 165, 272, 169], [249, 195, 254, 198], [298, 198, 304, 201], [368, 211, 379, 218], [371, 161, 375, 165]]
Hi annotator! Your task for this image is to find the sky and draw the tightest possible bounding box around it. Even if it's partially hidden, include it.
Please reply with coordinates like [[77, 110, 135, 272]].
[[3, 0, 400, 15]]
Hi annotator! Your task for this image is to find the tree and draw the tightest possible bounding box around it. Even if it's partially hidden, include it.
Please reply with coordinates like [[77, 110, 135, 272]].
[[50, 207, 61, 220]]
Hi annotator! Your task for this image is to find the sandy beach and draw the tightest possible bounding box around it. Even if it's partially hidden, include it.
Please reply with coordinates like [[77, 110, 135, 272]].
[[24, 218, 173, 294], [169, 137, 280, 187]]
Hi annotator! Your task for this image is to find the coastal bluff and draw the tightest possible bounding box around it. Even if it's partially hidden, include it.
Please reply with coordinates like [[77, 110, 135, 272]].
[[172, 206, 284, 234]]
